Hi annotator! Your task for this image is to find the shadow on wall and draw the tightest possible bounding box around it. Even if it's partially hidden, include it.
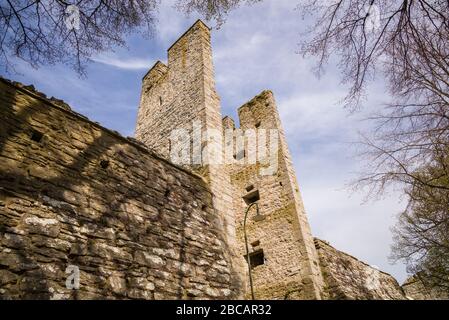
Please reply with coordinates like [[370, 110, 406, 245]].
[[0, 80, 238, 299]]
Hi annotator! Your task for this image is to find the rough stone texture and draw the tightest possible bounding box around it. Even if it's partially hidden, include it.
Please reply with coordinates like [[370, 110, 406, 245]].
[[225, 91, 326, 299], [135, 20, 416, 300], [135, 20, 244, 296], [135, 20, 325, 300], [314, 239, 406, 300], [402, 275, 449, 300], [0, 78, 239, 299], [1, 20, 441, 300]]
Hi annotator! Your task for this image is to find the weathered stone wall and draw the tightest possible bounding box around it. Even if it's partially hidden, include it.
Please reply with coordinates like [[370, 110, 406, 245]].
[[314, 239, 406, 300], [0, 78, 240, 299], [402, 275, 449, 300], [1, 19, 426, 301], [135, 20, 244, 296], [226, 91, 326, 299]]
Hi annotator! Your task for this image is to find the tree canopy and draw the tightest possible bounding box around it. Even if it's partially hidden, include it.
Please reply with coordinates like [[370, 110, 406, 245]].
[[0, 0, 257, 74]]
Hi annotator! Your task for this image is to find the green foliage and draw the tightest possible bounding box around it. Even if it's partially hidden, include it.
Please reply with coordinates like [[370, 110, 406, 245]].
[[391, 152, 449, 291]]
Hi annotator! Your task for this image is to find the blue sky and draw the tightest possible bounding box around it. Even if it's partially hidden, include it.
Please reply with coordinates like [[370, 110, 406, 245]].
[[3, 0, 408, 283]]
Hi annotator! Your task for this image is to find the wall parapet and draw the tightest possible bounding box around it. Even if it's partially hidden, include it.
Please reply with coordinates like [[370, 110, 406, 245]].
[[314, 238, 406, 300]]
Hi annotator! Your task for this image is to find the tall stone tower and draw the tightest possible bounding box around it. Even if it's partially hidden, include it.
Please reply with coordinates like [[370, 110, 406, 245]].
[[135, 20, 243, 296], [136, 20, 325, 299], [225, 91, 326, 299]]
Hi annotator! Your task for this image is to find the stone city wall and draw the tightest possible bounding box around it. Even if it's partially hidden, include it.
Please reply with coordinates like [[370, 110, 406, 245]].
[[0, 78, 240, 299], [314, 239, 406, 300], [402, 274, 449, 300]]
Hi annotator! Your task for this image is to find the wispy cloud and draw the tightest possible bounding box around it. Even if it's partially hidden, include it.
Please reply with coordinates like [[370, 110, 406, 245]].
[[91, 55, 153, 70]]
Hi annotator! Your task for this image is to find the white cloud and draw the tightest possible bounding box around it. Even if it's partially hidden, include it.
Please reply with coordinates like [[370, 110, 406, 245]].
[[91, 55, 153, 70]]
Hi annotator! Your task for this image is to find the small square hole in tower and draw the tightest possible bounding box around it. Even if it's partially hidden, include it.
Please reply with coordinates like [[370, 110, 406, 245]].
[[251, 240, 260, 248], [243, 189, 259, 205], [245, 184, 254, 192], [100, 159, 109, 169], [245, 249, 264, 269], [255, 121, 261, 128], [31, 130, 43, 143]]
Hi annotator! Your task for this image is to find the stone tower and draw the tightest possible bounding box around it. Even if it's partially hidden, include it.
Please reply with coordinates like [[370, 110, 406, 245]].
[[225, 91, 326, 299], [136, 20, 325, 299], [135, 20, 244, 295]]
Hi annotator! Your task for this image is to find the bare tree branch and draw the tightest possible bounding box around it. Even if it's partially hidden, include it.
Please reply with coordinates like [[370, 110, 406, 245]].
[[0, 0, 257, 74]]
